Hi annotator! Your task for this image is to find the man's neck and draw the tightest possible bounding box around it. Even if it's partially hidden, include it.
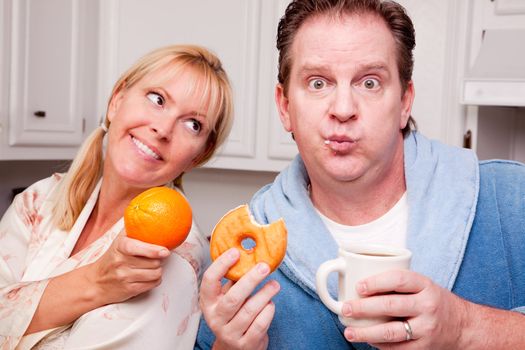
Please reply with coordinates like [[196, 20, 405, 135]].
[[310, 165, 406, 226]]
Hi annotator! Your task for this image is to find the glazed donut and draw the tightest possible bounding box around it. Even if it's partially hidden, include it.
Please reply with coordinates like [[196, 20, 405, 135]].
[[210, 204, 287, 281]]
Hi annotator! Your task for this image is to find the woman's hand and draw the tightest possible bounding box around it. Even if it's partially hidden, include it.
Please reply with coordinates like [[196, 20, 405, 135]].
[[86, 232, 171, 305], [341, 270, 471, 349], [199, 248, 280, 350]]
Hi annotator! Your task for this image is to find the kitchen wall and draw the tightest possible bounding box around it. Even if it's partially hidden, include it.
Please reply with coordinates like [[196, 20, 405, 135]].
[[0, 160, 69, 216], [0, 161, 277, 235], [183, 168, 278, 235]]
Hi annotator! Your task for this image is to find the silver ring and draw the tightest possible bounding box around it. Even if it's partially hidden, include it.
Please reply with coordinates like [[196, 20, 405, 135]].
[[403, 320, 413, 341]]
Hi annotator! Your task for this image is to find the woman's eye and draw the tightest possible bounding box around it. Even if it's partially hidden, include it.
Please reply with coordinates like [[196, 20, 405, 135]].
[[146, 92, 164, 106], [184, 119, 202, 134], [308, 78, 326, 90], [363, 78, 380, 90]]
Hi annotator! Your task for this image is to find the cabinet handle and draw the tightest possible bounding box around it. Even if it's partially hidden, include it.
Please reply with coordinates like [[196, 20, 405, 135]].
[[463, 129, 472, 149], [34, 110, 46, 117]]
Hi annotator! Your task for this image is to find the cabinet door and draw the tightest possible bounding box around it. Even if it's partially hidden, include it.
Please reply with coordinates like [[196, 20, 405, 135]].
[[266, 0, 298, 161], [99, 0, 299, 172], [7, 0, 94, 147], [101, 0, 261, 158]]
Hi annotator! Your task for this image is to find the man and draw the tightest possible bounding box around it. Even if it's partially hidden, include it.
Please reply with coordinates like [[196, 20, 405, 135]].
[[196, 0, 525, 349]]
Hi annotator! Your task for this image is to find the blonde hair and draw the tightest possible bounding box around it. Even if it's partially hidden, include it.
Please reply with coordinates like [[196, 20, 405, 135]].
[[53, 45, 234, 230]]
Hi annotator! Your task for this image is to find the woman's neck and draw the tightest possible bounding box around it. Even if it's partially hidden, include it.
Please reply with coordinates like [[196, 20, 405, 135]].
[[70, 171, 142, 256]]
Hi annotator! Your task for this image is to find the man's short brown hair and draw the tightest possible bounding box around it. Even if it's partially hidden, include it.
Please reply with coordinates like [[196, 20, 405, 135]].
[[276, 0, 417, 136]]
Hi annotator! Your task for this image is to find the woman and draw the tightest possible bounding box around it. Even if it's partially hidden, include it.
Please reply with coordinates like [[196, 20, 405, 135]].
[[0, 45, 233, 349]]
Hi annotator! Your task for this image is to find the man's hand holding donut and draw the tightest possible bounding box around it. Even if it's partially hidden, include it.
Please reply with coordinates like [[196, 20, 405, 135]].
[[199, 248, 281, 350]]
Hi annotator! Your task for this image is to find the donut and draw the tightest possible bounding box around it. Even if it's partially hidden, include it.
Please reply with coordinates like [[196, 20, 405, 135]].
[[210, 204, 287, 281]]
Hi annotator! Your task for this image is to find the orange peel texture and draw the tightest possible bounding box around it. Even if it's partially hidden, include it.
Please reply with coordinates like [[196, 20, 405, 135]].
[[124, 187, 192, 250], [210, 204, 287, 281]]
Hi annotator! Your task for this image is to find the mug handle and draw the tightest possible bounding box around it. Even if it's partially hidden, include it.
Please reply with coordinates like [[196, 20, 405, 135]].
[[315, 258, 345, 315]]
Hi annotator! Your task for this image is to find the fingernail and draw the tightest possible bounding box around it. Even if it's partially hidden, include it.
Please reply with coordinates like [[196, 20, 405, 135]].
[[357, 282, 367, 295], [269, 280, 281, 291], [342, 303, 352, 316], [159, 249, 170, 258], [344, 328, 355, 341], [257, 263, 270, 275], [227, 248, 239, 260]]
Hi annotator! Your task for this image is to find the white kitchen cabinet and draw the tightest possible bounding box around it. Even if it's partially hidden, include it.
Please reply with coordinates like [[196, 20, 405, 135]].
[[265, 0, 298, 161], [461, 0, 525, 157], [393, 0, 469, 148], [98, 0, 298, 172], [1, 0, 481, 165], [0, 0, 99, 160]]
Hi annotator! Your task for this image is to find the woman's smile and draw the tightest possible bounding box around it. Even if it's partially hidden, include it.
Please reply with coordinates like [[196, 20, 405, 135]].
[[130, 135, 163, 161]]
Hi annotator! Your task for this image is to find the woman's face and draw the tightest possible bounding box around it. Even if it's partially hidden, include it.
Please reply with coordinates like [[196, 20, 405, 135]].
[[104, 65, 212, 190]]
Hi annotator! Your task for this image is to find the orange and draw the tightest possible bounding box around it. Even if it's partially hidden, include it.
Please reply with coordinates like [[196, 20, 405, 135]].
[[124, 187, 192, 250]]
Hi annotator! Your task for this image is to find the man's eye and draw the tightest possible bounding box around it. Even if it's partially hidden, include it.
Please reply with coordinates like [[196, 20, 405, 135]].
[[185, 119, 202, 133], [308, 78, 326, 90], [146, 92, 164, 106], [363, 78, 379, 89]]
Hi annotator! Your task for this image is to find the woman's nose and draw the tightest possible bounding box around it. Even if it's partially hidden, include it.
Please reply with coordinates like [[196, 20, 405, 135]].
[[150, 117, 175, 141]]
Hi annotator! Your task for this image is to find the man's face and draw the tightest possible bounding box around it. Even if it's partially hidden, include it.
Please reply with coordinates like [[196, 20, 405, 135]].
[[276, 13, 414, 188]]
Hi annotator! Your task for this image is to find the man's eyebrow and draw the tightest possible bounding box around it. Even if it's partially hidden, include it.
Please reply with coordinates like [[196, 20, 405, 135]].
[[296, 64, 331, 74], [296, 62, 390, 75], [355, 62, 389, 73]]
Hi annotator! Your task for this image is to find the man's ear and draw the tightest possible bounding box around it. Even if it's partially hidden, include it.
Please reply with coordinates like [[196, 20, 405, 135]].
[[275, 83, 292, 132], [107, 87, 125, 123], [400, 80, 415, 129]]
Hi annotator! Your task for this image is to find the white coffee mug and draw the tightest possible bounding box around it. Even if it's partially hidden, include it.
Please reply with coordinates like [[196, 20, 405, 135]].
[[316, 244, 412, 327]]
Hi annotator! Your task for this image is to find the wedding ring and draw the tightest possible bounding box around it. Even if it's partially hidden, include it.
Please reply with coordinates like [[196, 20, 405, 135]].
[[403, 320, 413, 341]]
